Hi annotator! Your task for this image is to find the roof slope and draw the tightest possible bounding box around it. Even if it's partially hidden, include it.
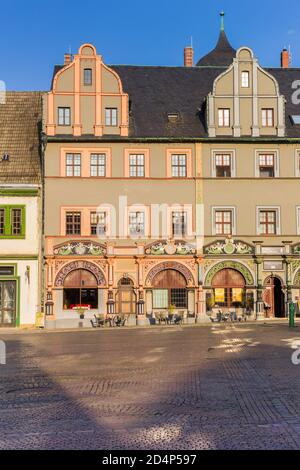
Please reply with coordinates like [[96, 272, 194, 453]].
[[0, 92, 43, 184]]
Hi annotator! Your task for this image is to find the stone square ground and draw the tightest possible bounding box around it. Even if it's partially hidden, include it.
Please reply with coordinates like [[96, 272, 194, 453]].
[[1, 322, 300, 449]]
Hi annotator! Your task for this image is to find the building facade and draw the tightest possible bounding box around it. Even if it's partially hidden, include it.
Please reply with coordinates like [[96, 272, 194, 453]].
[[40, 20, 300, 327], [0, 92, 43, 327]]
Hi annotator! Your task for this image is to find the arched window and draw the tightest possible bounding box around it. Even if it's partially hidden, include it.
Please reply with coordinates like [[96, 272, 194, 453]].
[[152, 269, 187, 309], [212, 268, 245, 308], [63, 269, 98, 309]]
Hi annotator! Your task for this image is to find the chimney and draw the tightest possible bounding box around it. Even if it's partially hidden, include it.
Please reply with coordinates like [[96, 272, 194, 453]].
[[64, 53, 72, 66], [281, 48, 290, 68], [184, 46, 194, 67]]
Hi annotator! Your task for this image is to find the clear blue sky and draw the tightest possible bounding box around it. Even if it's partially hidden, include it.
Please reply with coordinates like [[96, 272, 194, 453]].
[[2, 0, 300, 90]]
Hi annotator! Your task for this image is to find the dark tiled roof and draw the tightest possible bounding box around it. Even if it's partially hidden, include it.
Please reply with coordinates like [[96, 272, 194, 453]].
[[112, 65, 223, 137], [51, 63, 300, 139], [0, 92, 43, 184], [196, 31, 236, 67]]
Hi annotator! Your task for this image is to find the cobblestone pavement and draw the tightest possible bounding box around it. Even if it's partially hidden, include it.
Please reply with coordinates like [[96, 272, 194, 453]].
[[1, 323, 300, 449]]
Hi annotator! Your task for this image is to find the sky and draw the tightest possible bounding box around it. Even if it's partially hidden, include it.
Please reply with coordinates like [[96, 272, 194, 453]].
[[1, 0, 300, 90]]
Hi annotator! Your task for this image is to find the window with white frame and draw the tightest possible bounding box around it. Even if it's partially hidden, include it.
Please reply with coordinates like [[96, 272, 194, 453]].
[[129, 154, 145, 177], [129, 211, 145, 236], [171, 154, 187, 177], [262, 108, 274, 127], [66, 153, 81, 177], [172, 211, 187, 237], [90, 211, 106, 236], [58, 107, 71, 126], [258, 153, 275, 177], [295, 151, 300, 177], [105, 108, 117, 126], [215, 153, 232, 177], [90, 153, 106, 177], [218, 108, 230, 127], [241, 71, 250, 88], [255, 151, 278, 177], [213, 208, 235, 235], [257, 208, 279, 235]]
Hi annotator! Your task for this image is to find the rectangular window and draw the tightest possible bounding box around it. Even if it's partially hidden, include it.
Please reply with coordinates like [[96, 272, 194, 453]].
[[83, 68, 92, 86], [153, 289, 168, 309], [0, 206, 25, 238], [129, 154, 145, 177], [171, 154, 187, 177], [66, 212, 81, 235], [66, 153, 81, 177], [90, 211, 106, 236], [129, 211, 145, 236], [215, 154, 232, 177], [172, 211, 187, 237], [58, 107, 71, 126], [215, 210, 233, 235], [262, 109, 274, 127], [171, 289, 188, 308], [218, 108, 230, 127], [105, 108, 117, 126], [90, 153, 106, 177], [259, 153, 275, 177], [241, 71, 249, 88], [11, 209, 22, 235], [259, 210, 277, 235], [0, 209, 4, 235]]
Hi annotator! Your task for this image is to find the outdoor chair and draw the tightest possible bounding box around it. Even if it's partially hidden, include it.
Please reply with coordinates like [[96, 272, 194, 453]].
[[114, 314, 129, 327], [94, 313, 106, 327]]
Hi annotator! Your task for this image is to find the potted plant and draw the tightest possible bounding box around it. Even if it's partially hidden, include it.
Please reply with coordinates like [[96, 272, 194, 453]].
[[78, 307, 86, 320]]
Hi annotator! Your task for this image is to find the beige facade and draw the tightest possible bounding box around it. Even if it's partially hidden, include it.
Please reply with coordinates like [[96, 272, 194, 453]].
[[43, 40, 300, 328]]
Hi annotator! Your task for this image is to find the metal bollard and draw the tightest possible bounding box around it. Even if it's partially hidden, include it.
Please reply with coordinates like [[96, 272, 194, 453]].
[[289, 302, 295, 328]]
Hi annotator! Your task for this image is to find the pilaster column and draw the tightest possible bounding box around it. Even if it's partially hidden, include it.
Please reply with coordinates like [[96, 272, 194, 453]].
[[255, 256, 265, 320]]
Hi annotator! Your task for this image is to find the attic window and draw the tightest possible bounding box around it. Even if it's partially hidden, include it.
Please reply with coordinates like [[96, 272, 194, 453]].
[[167, 113, 179, 123], [291, 115, 300, 125]]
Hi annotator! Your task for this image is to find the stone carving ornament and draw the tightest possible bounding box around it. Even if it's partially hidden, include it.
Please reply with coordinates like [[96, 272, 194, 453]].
[[145, 240, 196, 256], [204, 238, 254, 255], [55, 260, 106, 286], [204, 261, 254, 286], [53, 241, 106, 256]]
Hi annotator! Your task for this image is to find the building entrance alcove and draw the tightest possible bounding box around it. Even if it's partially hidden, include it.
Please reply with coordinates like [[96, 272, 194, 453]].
[[263, 276, 285, 318], [0, 280, 16, 327], [116, 277, 136, 314]]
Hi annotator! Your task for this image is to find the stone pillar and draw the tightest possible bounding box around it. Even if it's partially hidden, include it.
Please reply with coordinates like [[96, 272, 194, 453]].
[[255, 257, 265, 320], [196, 287, 210, 323], [136, 258, 149, 326], [284, 256, 293, 316]]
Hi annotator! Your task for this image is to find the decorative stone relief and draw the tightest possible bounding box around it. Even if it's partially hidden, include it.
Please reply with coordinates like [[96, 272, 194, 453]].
[[145, 261, 195, 287], [55, 260, 106, 287], [53, 240, 106, 256], [145, 240, 196, 256], [204, 261, 255, 286], [204, 238, 254, 255]]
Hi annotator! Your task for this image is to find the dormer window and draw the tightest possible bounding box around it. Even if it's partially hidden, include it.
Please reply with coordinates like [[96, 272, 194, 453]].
[[218, 108, 230, 127], [262, 108, 274, 127], [84, 68, 92, 86], [241, 71, 249, 88], [105, 108, 117, 126], [58, 107, 71, 126]]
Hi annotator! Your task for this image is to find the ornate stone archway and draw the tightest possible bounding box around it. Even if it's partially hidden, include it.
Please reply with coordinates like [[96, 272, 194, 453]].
[[54, 260, 106, 287], [204, 261, 254, 287], [145, 261, 195, 287]]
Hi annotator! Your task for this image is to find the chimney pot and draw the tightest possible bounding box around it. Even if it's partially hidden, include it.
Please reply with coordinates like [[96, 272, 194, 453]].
[[184, 46, 194, 67], [281, 48, 290, 68], [64, 53, 72, 66]]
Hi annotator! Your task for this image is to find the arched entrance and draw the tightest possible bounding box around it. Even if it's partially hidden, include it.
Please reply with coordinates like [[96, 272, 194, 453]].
[[63, 269, 98, 309], [263, 276, 285, 318], [116, 277, 136, 314], [211, 268, 245, 308], [151, 269, 188, 309]]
